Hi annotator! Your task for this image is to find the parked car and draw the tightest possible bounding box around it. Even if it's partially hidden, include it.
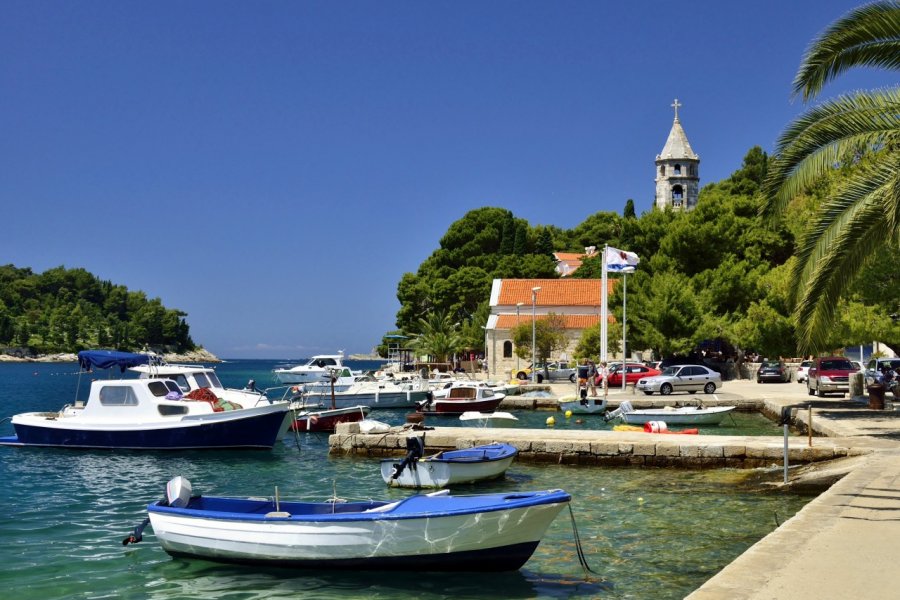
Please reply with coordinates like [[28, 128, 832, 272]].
[[864, 357, 900, 386], [636, 364, 722, 396], [807, 356, 855, 397], [756, 361, 791, 383], [515, 361, 577, 383], [795, 360, 813, 383], [605, 363, 662, 386]]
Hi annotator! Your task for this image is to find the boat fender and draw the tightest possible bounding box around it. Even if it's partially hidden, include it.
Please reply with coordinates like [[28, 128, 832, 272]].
[[644, 421, 668, 433], [391, 435, 425, 479]]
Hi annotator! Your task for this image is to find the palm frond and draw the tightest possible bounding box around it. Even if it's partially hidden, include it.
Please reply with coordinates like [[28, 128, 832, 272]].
[[761, 88, 900, 216], [791, 158, 900, 351], [794, 1, 900, 101]]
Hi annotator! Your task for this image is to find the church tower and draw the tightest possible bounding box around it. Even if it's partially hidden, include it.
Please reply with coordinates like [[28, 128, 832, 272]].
[[655, 99, 700, 210]]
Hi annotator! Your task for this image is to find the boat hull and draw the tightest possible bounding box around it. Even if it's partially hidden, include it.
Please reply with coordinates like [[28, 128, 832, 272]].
[[290, 406, 370, 433], [422, 397, 504, 415], [4, 405, 290, 450], [302, 389, 430, 409], [380, 443, 517, 488], [147, 489, 569, 571], [620, 406, 735, 425]]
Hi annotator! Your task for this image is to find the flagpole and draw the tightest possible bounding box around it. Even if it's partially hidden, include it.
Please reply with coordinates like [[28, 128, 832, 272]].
[[600, 244, 608, 363]]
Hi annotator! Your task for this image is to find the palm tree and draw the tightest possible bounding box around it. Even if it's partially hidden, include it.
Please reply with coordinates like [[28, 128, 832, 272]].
[[410, 311, 464, 364], [762, 1, 900, 352]]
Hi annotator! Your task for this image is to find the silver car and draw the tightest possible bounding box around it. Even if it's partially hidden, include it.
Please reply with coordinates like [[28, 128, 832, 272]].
[[636, 364, 722, 395]]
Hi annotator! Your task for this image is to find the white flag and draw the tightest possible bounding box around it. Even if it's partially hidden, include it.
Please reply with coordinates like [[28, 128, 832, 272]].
[[605, 247, 639, 272]]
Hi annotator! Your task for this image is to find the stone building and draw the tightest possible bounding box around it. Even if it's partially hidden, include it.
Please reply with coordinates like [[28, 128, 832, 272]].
[[482, 278, 619, 380], [655, 99, 700, 211]]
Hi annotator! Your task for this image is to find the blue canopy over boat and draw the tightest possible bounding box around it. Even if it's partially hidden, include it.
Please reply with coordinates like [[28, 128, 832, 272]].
[[77, 350, 151, 373]]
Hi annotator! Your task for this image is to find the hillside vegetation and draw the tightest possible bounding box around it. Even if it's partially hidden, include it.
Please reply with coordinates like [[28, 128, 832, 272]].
[[0, 265, 195, 355]]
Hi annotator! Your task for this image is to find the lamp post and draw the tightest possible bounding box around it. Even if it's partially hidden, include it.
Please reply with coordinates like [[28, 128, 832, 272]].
[[621, 266, 635, 392], [531, 286, 541, 383], [516, 302, 524, 372]]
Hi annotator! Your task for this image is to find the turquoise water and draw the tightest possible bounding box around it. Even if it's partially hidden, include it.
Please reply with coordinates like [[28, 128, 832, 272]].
[[0, 360, 812, 599]]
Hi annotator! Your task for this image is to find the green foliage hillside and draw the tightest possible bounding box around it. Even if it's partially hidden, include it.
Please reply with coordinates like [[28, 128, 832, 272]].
[[389, 145, 900, 359], [0, 265, 195, 354]]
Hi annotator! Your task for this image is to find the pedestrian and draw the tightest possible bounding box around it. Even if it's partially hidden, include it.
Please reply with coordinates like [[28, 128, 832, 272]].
[[586, 360, 597, 396]]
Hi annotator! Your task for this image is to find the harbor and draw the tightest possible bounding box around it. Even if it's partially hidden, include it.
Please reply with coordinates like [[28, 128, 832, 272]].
[[331, 377, 900, 599]]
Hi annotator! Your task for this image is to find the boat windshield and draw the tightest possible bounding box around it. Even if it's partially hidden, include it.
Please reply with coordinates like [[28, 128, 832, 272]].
[[194, 371, 223, 389]]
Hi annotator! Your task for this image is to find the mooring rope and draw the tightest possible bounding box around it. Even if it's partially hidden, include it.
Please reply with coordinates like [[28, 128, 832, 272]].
[[567, 504, 600, 578]]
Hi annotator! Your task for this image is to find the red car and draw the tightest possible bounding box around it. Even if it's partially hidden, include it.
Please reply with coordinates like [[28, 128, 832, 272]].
[[603, 363, 662, 386]]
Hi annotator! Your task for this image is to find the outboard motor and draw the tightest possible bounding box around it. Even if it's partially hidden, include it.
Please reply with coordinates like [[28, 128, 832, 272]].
[[391, 435, 426, 480]]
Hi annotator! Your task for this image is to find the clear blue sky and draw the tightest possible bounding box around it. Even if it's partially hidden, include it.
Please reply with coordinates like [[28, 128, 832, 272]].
[[0, 1, 882, 359]]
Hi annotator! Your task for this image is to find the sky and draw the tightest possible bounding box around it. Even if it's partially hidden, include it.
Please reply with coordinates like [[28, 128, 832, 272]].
[[0, 1, 887, 359]]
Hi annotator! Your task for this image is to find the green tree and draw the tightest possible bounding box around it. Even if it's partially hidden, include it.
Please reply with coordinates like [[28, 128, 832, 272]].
[[623, 199, 636, 219], [510, 313, 568, 371], [409, 311, 464, 363], [762, 1, 900, 353]]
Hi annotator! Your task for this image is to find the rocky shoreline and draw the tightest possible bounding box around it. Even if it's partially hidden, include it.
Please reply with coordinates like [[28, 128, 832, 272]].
[[0, 348, 221, 363]]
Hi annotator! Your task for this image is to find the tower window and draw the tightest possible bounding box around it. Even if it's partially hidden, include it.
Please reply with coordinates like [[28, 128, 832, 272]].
[[659, 165, 665, 176], [672, 185, 684, 200], [674, 164, 682, 175], [503, 341, 513, 358]]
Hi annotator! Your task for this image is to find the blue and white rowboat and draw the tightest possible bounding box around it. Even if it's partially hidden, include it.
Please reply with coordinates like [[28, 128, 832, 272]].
[[144, 477, 571, 571]]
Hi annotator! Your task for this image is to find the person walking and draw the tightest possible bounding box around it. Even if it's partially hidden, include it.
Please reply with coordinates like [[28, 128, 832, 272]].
[[599, 361, 609, 400], [586, 360, 597, 396]]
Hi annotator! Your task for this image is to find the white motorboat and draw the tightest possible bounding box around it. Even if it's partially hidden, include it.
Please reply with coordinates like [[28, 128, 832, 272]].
[[381, 441, 518, 488], [130, 476, 570, 571], [131, 361, 270, 410], [604, 400, 736, 426], [272, 352, 351, 384], [0, 350, 291, 450], [301, 378, 431, 409]]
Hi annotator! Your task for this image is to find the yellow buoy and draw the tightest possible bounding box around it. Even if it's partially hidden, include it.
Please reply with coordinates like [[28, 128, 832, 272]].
[[546, 416, 555, 426], [564, 410, 573, 418]]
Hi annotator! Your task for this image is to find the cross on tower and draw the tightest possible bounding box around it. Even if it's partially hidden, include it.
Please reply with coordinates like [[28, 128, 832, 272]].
[[671, 98, 682, 120]]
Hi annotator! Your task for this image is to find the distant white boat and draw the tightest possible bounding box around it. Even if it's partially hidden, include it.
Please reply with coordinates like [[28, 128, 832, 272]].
[[273, 352, 351, 384], [459, 411, 519, 428], [558, 394, 608, 415], [605, 400, 736, 426]]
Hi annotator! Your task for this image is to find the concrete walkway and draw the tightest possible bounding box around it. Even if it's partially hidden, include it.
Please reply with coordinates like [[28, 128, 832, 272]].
[[566, 377, 900, 600]]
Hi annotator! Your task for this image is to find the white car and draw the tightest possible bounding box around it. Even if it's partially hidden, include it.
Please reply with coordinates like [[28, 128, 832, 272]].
[[795, 360, 813, 383], [635, 364, 722, 395]]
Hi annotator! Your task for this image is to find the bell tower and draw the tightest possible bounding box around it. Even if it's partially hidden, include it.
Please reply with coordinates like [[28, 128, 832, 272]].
[[655, 99, 700, 210]]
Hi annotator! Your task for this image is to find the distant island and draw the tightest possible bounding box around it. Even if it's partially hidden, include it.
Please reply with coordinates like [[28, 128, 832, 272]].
[[0, 347, 221, 363]]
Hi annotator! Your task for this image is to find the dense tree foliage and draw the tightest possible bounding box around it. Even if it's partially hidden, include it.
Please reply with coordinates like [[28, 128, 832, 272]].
[[391, 141, 900, 360], [0, 265, 195, 354]]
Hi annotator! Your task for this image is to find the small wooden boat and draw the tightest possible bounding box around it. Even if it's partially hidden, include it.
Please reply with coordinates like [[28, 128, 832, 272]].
[[290, 404, 370, 432], [459, 411, 519, 427], [132, 476, 570, 571], [418, 383, 505, 415], [558, 394, 607, 415], [381, 441, 518, 488], [605, 400, 735, 426]]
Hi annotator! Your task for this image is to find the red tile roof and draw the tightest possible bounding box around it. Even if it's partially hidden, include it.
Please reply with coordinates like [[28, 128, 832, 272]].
[[496, 314, 609, 329], [496, 279, 617, 307]]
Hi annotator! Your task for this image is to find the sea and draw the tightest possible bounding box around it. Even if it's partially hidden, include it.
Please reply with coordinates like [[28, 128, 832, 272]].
[[0, 359, 812, 599]]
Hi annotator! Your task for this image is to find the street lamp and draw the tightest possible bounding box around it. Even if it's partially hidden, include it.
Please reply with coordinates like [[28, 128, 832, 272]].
[[515, 302, 524, 371], [621, 266, 635, 392], [531, 287, 541, 383]]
